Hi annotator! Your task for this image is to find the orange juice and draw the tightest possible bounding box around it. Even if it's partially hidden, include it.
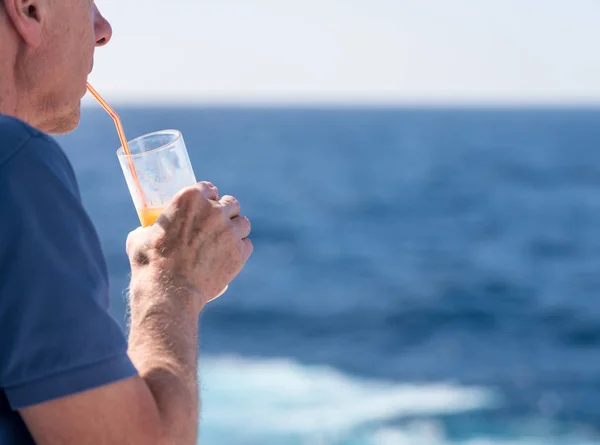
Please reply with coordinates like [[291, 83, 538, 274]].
[[137, 207, 164, 227]]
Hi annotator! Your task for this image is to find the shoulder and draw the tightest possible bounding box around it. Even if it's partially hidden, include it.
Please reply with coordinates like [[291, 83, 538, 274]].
[[0, 115, 79, 197], [0, 116, 92, 268], [0, 114, 49, 165]]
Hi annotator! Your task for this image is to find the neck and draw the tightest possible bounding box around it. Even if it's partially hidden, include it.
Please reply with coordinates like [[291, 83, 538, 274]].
[[0, 23, 36, 127], [0, 71, 20, 120]]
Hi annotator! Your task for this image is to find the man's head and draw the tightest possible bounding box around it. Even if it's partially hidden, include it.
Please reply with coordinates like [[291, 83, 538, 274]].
[[0, 0, 112, 134]]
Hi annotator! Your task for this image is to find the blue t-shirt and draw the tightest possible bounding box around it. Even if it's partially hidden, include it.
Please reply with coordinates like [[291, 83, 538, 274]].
[[0, 115, 138, 443]]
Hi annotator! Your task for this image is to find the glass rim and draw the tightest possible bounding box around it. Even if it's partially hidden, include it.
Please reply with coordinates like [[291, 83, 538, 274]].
[[116, 129, 183, 159]]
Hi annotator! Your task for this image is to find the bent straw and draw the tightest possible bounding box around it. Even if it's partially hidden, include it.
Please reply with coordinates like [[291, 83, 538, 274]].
[[86, 82, 148, 209]]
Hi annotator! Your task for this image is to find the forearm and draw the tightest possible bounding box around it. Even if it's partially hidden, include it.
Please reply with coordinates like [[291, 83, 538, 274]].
[[127, 272, 203, 445]]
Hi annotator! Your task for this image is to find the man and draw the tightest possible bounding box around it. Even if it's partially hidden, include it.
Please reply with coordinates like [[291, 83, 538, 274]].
[[0, 0, 253, 444]]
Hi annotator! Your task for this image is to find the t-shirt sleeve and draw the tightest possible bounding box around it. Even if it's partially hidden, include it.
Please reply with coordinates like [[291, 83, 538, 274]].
[[0, 135, 139, 410]]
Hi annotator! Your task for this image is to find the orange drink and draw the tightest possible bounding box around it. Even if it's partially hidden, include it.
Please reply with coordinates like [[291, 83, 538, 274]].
[[138, 207, 164, 227]]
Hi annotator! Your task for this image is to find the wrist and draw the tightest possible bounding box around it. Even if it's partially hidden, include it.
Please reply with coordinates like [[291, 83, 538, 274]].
[[129, 268, 206, 316]]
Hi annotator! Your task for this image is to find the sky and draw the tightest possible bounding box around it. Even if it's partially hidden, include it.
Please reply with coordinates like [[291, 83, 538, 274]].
[[85, 0, 600, 106]]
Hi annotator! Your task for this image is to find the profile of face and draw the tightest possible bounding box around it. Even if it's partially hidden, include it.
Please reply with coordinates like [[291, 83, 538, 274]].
[[2, 0, 112, 134]]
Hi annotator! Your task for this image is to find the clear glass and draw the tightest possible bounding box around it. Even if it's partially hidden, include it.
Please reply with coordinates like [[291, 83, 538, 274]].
[[117, 129, 227, 300], [117, 129, 196, 227]]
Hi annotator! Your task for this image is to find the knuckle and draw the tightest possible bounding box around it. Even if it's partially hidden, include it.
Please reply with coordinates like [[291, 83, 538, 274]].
[[198, 181, 218, 194], [242, 215, 251, 231], [222, 195, 239, 206], [245, 239, 254, 256], [177, 185, 202, 204]]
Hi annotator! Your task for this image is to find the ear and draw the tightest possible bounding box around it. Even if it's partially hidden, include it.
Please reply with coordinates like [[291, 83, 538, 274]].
[[2, 0, 43, 48]]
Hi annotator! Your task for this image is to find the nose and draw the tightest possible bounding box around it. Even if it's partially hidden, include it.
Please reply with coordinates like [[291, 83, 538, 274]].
[[93, 5, 113, 47]]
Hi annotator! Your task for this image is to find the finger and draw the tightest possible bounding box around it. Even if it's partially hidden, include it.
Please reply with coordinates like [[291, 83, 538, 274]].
[[231, 215, 251, 239], [242, 238, 254, 260], [219, 195, 241, 219], [194, 181, 219, 200]]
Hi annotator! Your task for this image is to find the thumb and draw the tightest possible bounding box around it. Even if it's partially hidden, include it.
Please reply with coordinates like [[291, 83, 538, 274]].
[[126, 226, 145, 258]]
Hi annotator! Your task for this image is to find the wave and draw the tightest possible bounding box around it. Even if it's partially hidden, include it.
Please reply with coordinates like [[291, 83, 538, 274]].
[[196, 356, 598, 445], [370, 427, 600, 445], [197, 355, 495, 444]]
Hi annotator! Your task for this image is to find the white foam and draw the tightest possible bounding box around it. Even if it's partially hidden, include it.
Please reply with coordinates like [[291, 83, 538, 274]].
[[196, 356, 596, 445], [197, 355, 495, 444], [369, 426, 596, 445], [372, 428, 598, 445]]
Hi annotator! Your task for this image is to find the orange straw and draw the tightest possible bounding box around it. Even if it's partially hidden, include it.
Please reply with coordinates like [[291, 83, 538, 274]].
[[86, 82, 148, 209]]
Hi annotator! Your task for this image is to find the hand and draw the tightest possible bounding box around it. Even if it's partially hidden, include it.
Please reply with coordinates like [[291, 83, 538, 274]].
[[126, 181, 253, 305]]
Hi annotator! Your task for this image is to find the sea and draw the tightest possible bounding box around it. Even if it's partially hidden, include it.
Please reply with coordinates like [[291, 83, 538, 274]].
[[56, 107, 600, 445]]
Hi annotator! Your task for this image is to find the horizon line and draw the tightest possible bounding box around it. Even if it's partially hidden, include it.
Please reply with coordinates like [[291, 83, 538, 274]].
[[81, 99, 600, 110]]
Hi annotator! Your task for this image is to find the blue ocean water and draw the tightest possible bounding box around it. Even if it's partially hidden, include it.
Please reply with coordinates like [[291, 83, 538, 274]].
[[58, 107, 600, 444]]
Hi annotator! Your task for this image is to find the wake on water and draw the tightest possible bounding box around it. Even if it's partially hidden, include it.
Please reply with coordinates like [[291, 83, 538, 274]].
[[196, 356, 596, 445]]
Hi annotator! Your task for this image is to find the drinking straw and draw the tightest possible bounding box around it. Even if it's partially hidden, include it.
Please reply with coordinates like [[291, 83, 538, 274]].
[[86, 82, 148, 209]]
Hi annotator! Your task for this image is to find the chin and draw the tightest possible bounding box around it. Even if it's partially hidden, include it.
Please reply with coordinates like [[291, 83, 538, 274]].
[[46, 104, 82, 135]]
